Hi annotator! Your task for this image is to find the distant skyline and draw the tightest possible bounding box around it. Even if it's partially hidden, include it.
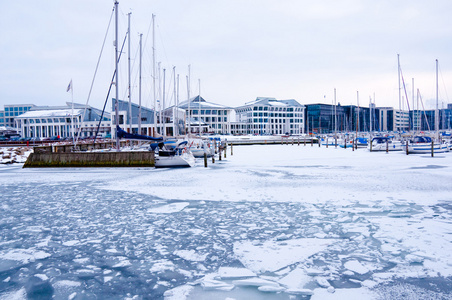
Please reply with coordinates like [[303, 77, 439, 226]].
[[1, 0, 451, 112]]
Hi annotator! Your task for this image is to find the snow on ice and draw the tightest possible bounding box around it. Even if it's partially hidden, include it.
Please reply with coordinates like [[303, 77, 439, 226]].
[[0, 144, 452, 299]]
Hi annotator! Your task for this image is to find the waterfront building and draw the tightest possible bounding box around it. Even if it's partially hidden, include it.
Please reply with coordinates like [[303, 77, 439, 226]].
[[111, 98, 159, 137], [305, 103, 376, 134], [234, 97, 305, 135], [410, 108, 452, 132], [177, 96, 234, 135], [2, 104, 35, 128], [377, 108, 409, 132], [15, 103, 111, 139]]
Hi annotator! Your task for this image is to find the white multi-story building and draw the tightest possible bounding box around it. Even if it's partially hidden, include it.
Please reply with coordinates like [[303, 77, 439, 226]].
[[233, 97, 305, 135], [1, 104, 35, 127], [15, 103, 111, 139], [176, 96, 234, 134], [378, 107, 410, 132]]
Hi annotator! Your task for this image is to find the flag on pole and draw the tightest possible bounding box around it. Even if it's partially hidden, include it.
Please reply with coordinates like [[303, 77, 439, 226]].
[[66, 80, 72, 92]]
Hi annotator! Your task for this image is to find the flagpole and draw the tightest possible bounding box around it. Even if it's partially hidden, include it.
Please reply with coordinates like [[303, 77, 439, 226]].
[[71, 81, 74, 146]]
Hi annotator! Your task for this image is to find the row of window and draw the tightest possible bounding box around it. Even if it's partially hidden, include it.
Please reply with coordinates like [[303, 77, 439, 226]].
[[252, 106, 302, 112], [4, 106, 31, 112], [3, 111, 23, 117], [22, 118, 77, 124], [190, 110, 228, 115], [249, 112, 303, 117], [252, 119, 303, 123], [200, 117, 227, 123]]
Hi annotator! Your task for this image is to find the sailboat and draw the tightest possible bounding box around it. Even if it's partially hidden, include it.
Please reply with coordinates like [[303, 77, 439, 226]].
[[153, 140, 195, 168], [408, 59, 450, 154]]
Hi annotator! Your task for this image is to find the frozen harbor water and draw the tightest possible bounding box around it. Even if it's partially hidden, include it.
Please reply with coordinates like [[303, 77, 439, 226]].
[[0, 144, 451, 299]]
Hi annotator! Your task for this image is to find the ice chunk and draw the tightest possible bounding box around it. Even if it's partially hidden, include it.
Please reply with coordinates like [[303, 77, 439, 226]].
[[234, 238, 335, 273], [0, 287, 26, 300], [163, 285, 194, 300], [305, 267, 325, 276], [0, 249, 50, 265], [258, 285, 286, 292], [201, 279, 235, 291], [62, 240, 80, 246], [285, 288, 314, 295], [174, 250, 207, 262], [217, 267, 256, 279], [149, 260, 175, 273], [315, 277, 331, 288], [278, 268, 311, 289], [344, 260, 369, 274], [232, 277, 280, 287], [147, 202, 190, 214]]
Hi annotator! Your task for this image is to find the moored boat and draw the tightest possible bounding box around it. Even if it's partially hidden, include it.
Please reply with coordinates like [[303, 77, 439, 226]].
[[154, 141, 195, 168], [368, 137, 402, 151], [407, 136, 449, 154]]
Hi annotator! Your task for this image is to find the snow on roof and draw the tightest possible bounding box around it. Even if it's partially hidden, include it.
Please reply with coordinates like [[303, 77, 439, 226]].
[[178, 96, 233, 110], [15, 109, 84, 118]]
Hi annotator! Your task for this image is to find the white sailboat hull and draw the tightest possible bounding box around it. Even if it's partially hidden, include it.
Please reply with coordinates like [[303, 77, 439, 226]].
[[368, 142, 403, 151], [155, 152, 195, 168], [407, 143, 450, 154]]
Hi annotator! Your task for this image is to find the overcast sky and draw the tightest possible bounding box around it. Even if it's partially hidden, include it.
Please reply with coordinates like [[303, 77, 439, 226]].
[[1, 0, 451, 112]]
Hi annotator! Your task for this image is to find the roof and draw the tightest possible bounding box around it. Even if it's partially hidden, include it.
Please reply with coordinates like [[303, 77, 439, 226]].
[[236, 97, 304, 110], [178, 95, 233, 110], [15, 109, 84, 118]]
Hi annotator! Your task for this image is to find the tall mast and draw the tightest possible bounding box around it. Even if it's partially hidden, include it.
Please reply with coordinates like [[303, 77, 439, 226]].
[[369, 95, 372, 133], [173, 66, 177, 136], [177, 73, 180, 136], [356, 91, 360, 134], [198, 79, 201, 135], [152, 14, 156, 136], [162, 68, 166, 137], [397, 54, 401, 132], [412, 78, 415, 132], [436, 59, 439, 140], [127, 12, 132, 145], [334, 88, 337, 135], [158, 62, 162, 135], [138, 33, 142, 135], [187, 65, 191, 136], [114, 0, 120, 151]]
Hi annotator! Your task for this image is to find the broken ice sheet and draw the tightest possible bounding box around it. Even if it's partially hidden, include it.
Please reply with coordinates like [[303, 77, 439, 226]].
[[234, 238, 336, 273]]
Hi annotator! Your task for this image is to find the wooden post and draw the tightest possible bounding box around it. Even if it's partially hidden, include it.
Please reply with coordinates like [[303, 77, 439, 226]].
[[318, 137, 320, 147], [219, 147, 222, 160], [335, 137, 337, 148], [352, 140, 354, 151], [344, 138, 347, 149], [212, 154, 215, 164], [304, 137, 306, 146], [406, 140, 409, 155], [224, 142, 227, 158], [326, 138, 328, 148], [311, 137, 313, 147], [297, 137, 299, 146], [204, 152, 208, 167], [431, 141, 434, 157], [231, 143, 233, 156]]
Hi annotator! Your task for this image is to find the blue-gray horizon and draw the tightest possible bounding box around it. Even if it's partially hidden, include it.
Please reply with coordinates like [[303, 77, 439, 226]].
[[1, 0, 451, 111]]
